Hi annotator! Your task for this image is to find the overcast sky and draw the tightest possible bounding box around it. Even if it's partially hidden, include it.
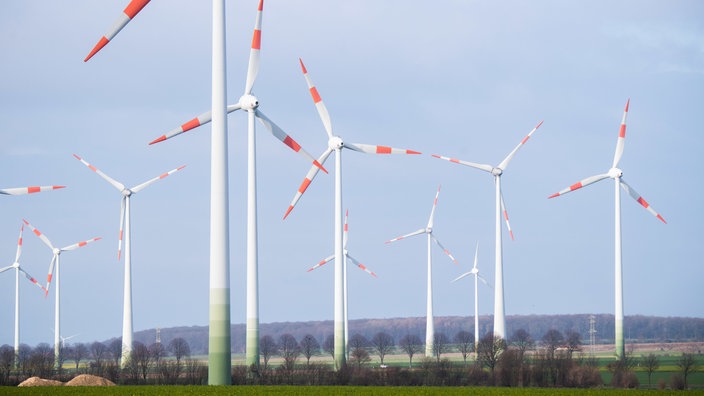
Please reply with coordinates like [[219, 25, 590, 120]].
[[1, 0, 702, 347]]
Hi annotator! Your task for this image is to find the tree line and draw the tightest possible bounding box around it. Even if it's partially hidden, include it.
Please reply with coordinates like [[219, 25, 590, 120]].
[[1, 327, 700, 389], [131, 314, 704, 355]]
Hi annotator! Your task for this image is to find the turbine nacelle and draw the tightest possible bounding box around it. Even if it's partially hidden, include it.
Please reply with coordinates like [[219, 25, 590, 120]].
[[11, 262, 20, 269], [329, 136, 344, 150], [52, 248, 61, 256], [608, 167, 623, 179], [239, 94, 259, 111], [121, 189, 133, 197]]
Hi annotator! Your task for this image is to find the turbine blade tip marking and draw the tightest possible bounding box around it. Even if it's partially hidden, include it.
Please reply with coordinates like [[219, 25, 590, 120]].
[[548, 193, 559, 199], [283, 206, 294, 220], [657, 214, 667, 224], [84, 37, 109, 62], [149, 135, 167, 145]]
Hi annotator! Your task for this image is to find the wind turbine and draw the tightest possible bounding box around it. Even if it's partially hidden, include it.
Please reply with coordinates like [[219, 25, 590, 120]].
[[307, 209, 377, 358], [73, 154, 185, 367], [86, 0, 233, 383], [548, 99, 665, 359], [433, 120, 543, 339], [385, 185, 458, 357], [1, 185, 64, 196], [452, 243, 491, 351], [1, 224, 47, 365], [21, 219, 100, 369], [147, 0, 323, 369], [284, 59, 420, 369]]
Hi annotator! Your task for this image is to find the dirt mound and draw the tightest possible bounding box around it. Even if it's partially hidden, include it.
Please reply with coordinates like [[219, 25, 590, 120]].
[[17, 376, 64, 387], [65, 374, 116, 386]]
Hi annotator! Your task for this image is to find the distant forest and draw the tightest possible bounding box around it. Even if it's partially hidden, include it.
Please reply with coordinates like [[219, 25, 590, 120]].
[[124, 314, 704, 355]]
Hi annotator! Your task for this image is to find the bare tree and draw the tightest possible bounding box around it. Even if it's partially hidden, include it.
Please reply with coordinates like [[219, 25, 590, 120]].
[[323, 334, 335, 360], [168, 337, 191, 378], [70, 342, 89, 372], [642, 353, 659, 389], [565, 330, 582, 357], [108, 338, 122, 367], [477, 333, 506, 382], [0, 345, 14, 385], [131, 341, 151, 382], [16, 344, 32, 378], [149, 342, 167, 383], [399, 334, 423, 368], [542, 329, 564, 360], [350, 346, 371, 369], [278, 334, 301, 371], [371, 332, 394, 365], [454, 330, 474, 366], [510, 328, 534, 359], [676, 352, 699, 389], [90, 341, 108, 375], [259, 335, 278, 370], [432, 332, 450, 362], [30, 343, 54, 378], [299, 334, 320, 366]]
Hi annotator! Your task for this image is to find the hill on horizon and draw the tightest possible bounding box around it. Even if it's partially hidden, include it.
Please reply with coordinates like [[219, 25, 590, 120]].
[[114, 313, 704, 355]]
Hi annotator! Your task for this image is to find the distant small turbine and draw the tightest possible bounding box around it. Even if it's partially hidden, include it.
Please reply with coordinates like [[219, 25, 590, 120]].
[[386, 185, 458, 358], [1, 224, 47, 365], [452, 243, 491, 350]]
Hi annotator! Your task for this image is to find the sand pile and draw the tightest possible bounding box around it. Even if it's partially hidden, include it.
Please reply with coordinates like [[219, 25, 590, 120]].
[[17, 377, 64, 387], [65, 374, 116, 386]]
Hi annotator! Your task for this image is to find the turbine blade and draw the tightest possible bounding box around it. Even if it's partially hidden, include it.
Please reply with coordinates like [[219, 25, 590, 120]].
[[0, 186, 65, 195], [22, 220, 55, 250], [45, 255, 57, 296], [548, 173, 610, 199], [431, 154, 494, 173], [15, 224, 24, 264], [385, 228, 426, 244], [478, 274, 492, 288], [149, 104, 242, 145], [73, 154, 125, 191], [451, 272, 472, 283], [497, 120, 544, 171], [244, 0, 263, 95], [299, 58, 333, 138], [61, 237, 102, 252], [118, 196, 126, 261], [347, 255, 377, 278], [84, 0, 151, 62], [346, 142, 421, 155], [130, 165, 186, 193], [307, 255, 334, 272], [473, 242, 479, 270], [0, 266, 13, 273], [255, 109, 327, 173], [620, 179, 667, 224], [500, 193, 515, 241], [431, 234, 458, 264], [283, 147, 333, 219], [18, 267, 48, 294], [427, 185, 441, 229], [612, 99, 630, 169]]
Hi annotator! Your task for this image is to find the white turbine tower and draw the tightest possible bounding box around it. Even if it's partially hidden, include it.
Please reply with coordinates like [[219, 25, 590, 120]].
[[548, 99, 666, 359], [86, 0, 232, 383], [1, 224, 47, 364], [433, 120, 543, 339], [147, 0, 322, 369], [1, 185, 65, 196], [284, 59, 420, 369], [452, 243, 491, 350], [73, 154, 185, 367], [22, 219, 100, 368], [307, 209, 377, 358], [385, 185, 458, 357]]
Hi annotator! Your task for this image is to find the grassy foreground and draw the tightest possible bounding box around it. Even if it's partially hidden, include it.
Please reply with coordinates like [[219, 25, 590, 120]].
[[2, 386, 703, 396]]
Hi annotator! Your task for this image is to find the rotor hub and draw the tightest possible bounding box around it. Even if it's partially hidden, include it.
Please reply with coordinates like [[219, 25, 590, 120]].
[[122, 189, 132, 197], [53, 248, 61, 255], [329, 136, 344, 150], [492, 167, 503, 176], [239, 94, 259, 110], [608, 167, 623, 178], [11, 262, 19, 269]]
